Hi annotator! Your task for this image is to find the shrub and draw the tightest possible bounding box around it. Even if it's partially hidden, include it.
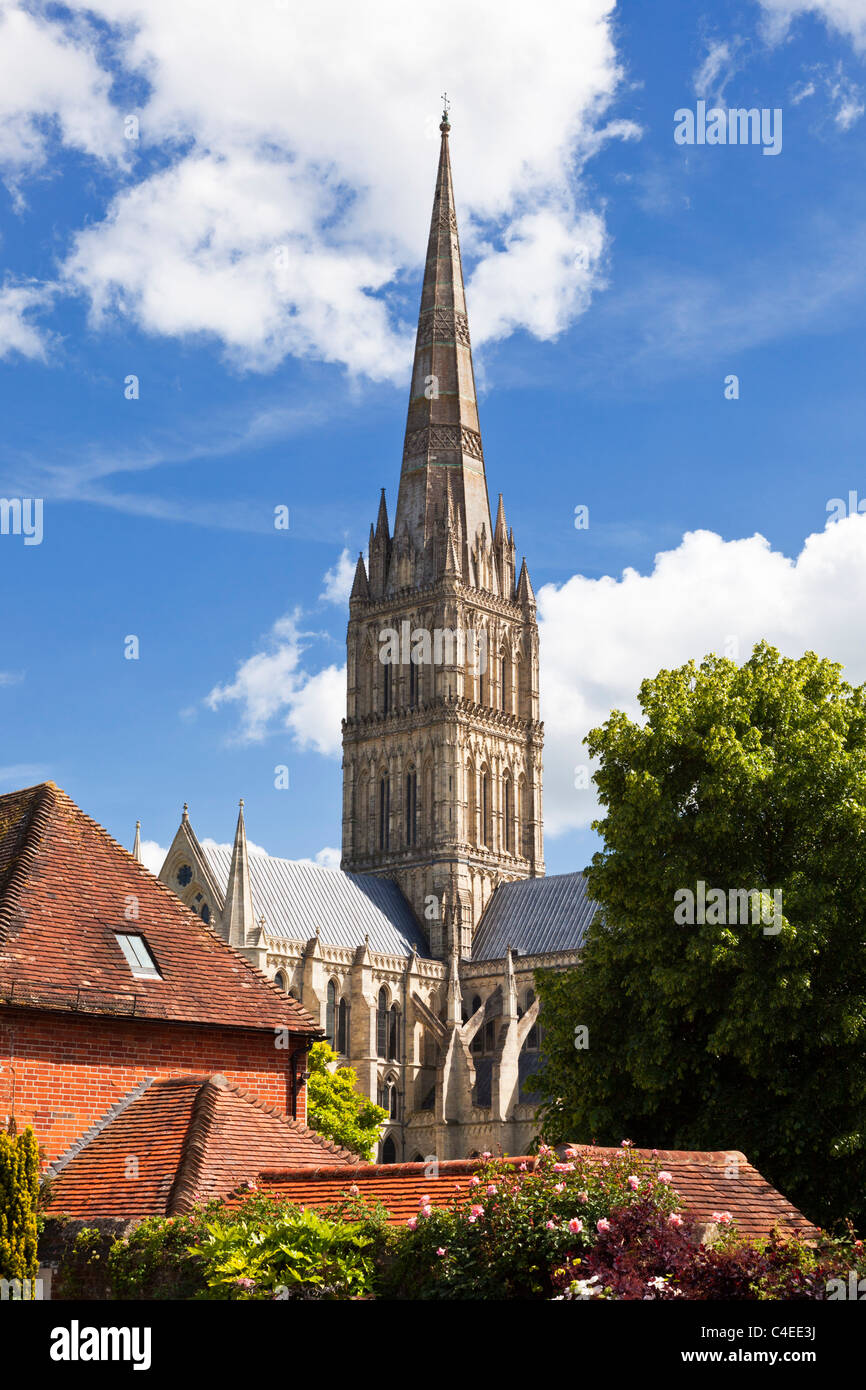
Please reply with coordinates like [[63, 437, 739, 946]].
[[0, 1126, 40, 1288], [379, 1142, 678, 1300]]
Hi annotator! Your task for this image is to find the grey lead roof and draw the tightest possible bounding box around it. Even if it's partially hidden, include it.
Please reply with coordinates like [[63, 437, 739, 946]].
[[471, 872, 598, 961], [202, 847, 431, 958]]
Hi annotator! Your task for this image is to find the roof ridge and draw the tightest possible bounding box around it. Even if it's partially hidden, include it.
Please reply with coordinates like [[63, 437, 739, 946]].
[[45, 1076, 156, 1179], [168, 1075, 225, 1215], [255, 1156, 530, 1183], [24, 787, 319, 1034], [0, 783, 58, 948], [218, 1077, 360, 1162]]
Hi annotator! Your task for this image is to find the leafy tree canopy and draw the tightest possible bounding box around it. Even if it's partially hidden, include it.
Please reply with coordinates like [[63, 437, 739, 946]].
[[306, 1042, 387, 1162], [534, 643, 866, 1231]]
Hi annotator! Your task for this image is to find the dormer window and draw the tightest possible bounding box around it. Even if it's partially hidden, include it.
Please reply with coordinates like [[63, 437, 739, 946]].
[[115, 932, 162, 979]]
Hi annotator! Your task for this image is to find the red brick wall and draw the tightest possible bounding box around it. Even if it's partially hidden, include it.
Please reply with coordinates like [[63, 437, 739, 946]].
[[0, 1008, 307, 1162]]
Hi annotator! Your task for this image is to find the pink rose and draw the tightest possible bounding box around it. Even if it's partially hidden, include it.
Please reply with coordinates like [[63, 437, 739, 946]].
[[668, 1213, 683, 1227], [420, 1206, 432, 1218], [470, 1177, 480, 1187], [568, 1218, 583, 1234], [711, 1211, 732, 1225], [486, 1183, 498, 1195], [627, 1175, 639, 1191], [597, 1218, 611, 1234], [658, 1171, 673, 1184], [554, 1182, 565, 1194], [436, 1247, 446, 1256], [470, 1204, 484, 1218], [406, 1216, 417, 1230], [552, 1162, 575, 1173], [546, 1220, 556, 1230], [419, 1194, 430, 1206], [481, 1151, 492, 1160], [577, 1190, 588, 1203], [519, 1162, 527, 1171]]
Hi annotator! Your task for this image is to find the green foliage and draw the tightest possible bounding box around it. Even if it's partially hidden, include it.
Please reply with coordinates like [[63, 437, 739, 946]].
[[379, 1143, 678, 1300], [306, 1041, 387, 1160], [0, 1125, 40, 1285], [190, 1198, 376, 1299], [533, 643, 866, 1231]]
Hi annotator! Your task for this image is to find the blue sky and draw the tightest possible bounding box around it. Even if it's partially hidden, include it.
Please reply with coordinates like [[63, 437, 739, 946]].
[[2, 0, 866, 877]]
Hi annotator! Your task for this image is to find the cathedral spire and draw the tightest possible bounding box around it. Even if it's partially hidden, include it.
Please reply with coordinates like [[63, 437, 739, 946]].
[[224, 798, 255, 949], [392, 103, 493, 586]]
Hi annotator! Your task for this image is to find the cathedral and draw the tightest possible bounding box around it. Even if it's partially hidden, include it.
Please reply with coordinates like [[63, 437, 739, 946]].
[[155, 107, 596, 1161]]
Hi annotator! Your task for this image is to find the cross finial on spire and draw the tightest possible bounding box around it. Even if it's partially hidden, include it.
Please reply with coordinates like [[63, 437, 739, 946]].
[[440, 91, 450, 131]]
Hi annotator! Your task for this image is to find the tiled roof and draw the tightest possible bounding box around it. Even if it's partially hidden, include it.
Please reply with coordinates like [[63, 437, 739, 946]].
[[201, 844, 431, 957], [48, 1074, 360, 1219], [472, 872, 598, 960], [0, 783, 319, 1033], [246, 1148, 818, 1241]]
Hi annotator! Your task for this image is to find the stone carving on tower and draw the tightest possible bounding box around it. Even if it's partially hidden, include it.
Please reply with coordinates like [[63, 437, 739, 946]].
[[341, 105, 545, 957]]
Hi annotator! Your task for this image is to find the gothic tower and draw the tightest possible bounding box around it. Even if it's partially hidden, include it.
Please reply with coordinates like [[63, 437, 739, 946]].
[[341, 106, 544, 958]]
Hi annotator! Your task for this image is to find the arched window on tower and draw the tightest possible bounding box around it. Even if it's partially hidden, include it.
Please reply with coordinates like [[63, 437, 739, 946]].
[[381, 1134, 397, 1164], [467, 761, 477, 846], [382, 661, 392, 715], [503, 774, 513, 853], [501, 654, 508, 711], [523, 988, 539, 1051], [325, 979, 337, 1049], [481, 769, 491, 848], [405, 767, 417, 847], [378, 775, 390, 851], [408, 659, 418, 708], [388, 1004, 400, 1060]]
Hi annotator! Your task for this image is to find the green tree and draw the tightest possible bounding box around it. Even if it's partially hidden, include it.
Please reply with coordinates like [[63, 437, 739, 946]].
[[534, 643, 866, 1231], [0, 1125, 40, 1287], [306, 1042, 387, 1161]]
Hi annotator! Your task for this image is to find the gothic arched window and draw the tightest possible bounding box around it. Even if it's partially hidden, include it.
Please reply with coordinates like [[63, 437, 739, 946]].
[[408, 659, 418, 708], [378, 775, 390, 852], [503, 774, 513, 852], [337, 997, 349, 1054], [326, 979, 337, 1049], [274, 970, 286, 992], [388, 1004, 399, 1060], [377, 988, 389, 1058], [481, 770, 491, 848], [382, 661, 392, 715], [405, 768, 417, 847], [501, 654, 509, 712], [467, 761, 477, 846], [382, 1134, 397, 1164]]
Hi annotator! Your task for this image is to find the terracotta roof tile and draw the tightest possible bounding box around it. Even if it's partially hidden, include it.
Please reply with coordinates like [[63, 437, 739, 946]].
[[0, 783, 319, 1034], [245, 1147, 819, 1241], [48, 1074, 360, 1219]]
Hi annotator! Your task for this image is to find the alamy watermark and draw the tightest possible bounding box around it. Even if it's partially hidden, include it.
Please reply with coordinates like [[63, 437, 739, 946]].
[[378, 621, 488, 675], [674, 881, 783, 935], [674, 102, 782, 156], [0, 497, 43, 545]]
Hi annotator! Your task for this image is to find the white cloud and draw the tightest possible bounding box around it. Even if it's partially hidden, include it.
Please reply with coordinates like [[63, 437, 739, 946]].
[[320, 548, 356, 606], [205, 609, 344, 755], [759, 0, 866, 51], [538, 512, 866, 836], [0, 2, 121, 183], [2, 0, 633, 377], [137, 838, 168, 877], [692, 37, 746, 105], [295, 846, 342, 870], [0, 762, 48, 787], [0, 283, 53, 360], [0, 670, 24, 686]]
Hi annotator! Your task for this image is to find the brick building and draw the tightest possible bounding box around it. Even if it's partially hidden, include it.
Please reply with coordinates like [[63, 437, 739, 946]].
[[0, 782, 322, 1165]]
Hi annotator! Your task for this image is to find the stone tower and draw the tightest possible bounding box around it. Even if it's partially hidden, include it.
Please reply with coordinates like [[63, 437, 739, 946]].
[[341, 107, 544, 958]]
